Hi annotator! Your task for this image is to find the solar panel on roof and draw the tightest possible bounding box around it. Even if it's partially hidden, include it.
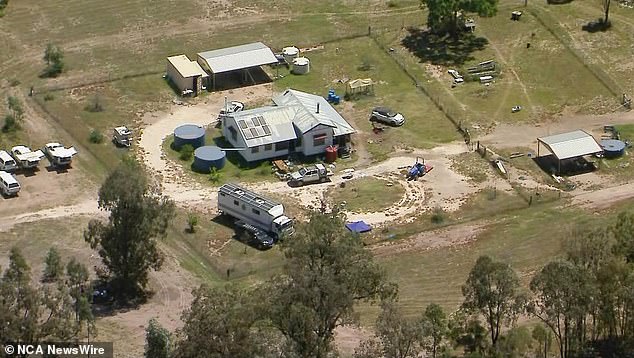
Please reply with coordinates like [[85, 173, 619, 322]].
[[244, 131, 254, 139], [250, 128, 258, 137], [252, 117, 260, 126], [238, 120, 248, 129], [262, 125, 271, 135], [260, 117, 267, 125], [255, 127, 264, 136]]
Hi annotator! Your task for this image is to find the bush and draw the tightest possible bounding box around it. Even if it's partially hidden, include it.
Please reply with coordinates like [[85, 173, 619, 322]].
[[85, 95, 104, 112], [387, 0, 398, 7], [208, 167, 221, 183], [44, 93, 54, 101], [9, 79, 20, 87], [89, 129, 104, 144], [258, 162, 270, 176], [430, 206, 446, 224], [187, 212, 198, 233], [2, 115, 20, 133], [179, 144, 194, 161]]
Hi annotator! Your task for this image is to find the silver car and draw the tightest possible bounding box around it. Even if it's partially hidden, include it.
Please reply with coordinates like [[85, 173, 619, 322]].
[[370, 107, 405, 126]]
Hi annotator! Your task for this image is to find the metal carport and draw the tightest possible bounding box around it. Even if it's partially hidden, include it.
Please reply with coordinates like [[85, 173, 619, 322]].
[[536, 130, 603, 174], [196, 42, 278, 90]]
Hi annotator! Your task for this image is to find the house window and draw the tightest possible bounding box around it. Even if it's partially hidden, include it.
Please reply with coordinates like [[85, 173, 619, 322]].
[[275, 141, 289, 152], [313, 134, 327, 147], [233, 200, 239, 206], [264, 144, 272, 151], [251, 146, 260, 153], [252, 209, 260, 215], [228, 126, 238, 141]]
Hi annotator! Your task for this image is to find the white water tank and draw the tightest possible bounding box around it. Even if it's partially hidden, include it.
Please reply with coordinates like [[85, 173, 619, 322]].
[[282, 46, 299, 64], [292, 57, 310, 75]]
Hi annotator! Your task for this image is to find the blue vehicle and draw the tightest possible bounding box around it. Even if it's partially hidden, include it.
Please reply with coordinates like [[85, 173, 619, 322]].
[[407, 158, 433, 181]]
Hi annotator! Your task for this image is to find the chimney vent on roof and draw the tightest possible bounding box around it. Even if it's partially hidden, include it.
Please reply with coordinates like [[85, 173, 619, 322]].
[[316, 102, 320, 113]]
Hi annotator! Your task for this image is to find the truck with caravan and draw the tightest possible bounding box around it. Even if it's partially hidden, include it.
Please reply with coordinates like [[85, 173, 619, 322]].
[[218, 183, 294, 248]]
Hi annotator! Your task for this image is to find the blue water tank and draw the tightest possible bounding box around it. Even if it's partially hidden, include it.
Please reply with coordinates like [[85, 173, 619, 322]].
[[173, 124, 205, 150], [601, 139, 626, 158], [193, 146, 226, 173]]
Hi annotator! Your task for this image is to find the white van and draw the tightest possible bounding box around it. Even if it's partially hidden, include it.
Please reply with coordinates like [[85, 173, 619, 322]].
[[0, 150, 18, 171], [0, 170, 20, 196]]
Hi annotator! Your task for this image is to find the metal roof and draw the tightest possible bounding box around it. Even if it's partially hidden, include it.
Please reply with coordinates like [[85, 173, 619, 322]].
[[197, 42, 277, 74], [228, 106, 298, 148], [537, 130, 603, 160], [272, 89, 355, 136], [167, 55, 208, 78], [219, 183, 282, 213]]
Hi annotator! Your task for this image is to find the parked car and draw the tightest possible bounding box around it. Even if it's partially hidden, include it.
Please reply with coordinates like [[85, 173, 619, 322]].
[[288, 164, 333, 186], [218, 101, 244, 117], [42, 142, 78, 168], [11, 145, 45, 169], [113, 126, 133, 147], [0, 170, 20, 196], [370, 107, 405, 126], [448, 69, 464, 83], [0, 150, 18, 172]]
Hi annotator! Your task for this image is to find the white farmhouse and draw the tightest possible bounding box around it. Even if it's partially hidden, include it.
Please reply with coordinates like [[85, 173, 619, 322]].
[[221, 89, 355, 162]]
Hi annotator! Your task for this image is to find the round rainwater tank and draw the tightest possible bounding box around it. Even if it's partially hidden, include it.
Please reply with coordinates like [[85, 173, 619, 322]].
[[292, 57, 310, 75], [325, 145, 339, 163], [173, 124, 205, 150], [601, 139, 626, 158], [193, 146, 226, 173], [282, 46, 299, 64]]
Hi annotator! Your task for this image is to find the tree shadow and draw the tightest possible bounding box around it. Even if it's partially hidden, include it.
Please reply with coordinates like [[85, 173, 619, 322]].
[[546, 0, 574, 4], [402, 28, 489, 66], [582, 19, 612, 33]]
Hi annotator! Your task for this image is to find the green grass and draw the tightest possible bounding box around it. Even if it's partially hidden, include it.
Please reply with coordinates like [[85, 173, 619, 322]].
[[274, 37, 459, 160], [162, 131, 278, 186], [328, 177, 405, 213]]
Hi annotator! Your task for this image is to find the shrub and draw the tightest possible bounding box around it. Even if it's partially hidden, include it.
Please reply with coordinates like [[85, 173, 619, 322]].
[[85, 94, 104, 112], [9, 79, 20, 87], [2, 115, 20, 133], [187, 212, 198, 233], [430, 206, 446, 224], [258, 162, 270, 176], [179, 144, 194, 161], [89, 129, 104, 144], [44, 93, 54, 101], [387, 0, 398, 7], [208, 167, 221, 183]]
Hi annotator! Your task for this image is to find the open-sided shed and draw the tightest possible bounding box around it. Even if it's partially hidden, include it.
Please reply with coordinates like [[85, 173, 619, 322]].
[[196, 42, 277, 90], [536, 130, 602, 174]]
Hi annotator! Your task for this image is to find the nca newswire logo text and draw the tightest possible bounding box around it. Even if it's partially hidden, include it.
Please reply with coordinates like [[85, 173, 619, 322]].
[[3, 342, 113, 357]]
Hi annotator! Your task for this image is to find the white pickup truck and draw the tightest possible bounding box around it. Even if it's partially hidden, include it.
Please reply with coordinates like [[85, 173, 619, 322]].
[[288, 163, 333, 186], [42, 142, 78, 168], [11, 145, 45, 169]]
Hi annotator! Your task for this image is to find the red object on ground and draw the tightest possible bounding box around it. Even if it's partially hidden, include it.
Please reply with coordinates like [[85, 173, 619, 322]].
[[325, 145, 339, 163]]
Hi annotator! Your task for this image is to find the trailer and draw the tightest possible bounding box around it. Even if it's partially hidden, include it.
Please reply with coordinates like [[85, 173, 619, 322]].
[[218, 183, 294, 245], [11, 145, 45, 169], [42, 142, 78, 168]]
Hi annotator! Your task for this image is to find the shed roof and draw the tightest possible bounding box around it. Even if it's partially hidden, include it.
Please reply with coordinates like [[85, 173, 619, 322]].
[[272, 89, 355, 136], [537, 130, 603, 160], [167, 55, 208, 78], [197, 42, 277, 74]]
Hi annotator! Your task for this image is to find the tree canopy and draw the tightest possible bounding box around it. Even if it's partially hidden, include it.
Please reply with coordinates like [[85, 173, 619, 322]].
[[421, 0, 498, 35], [84, 158, 175, 303]]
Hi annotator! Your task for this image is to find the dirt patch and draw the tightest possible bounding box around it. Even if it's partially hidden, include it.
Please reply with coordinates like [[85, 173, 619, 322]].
[[137, 84, 274, 210], [371, 222, 485, 258]]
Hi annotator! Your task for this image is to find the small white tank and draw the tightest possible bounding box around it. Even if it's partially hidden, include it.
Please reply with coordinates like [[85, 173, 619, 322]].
[[292, 57, 310, 75], [282, 46, 299, 64]]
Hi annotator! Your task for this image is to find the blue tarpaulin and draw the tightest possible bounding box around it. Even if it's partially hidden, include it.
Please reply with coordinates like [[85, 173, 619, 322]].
[[345, 221, 372, 233]]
